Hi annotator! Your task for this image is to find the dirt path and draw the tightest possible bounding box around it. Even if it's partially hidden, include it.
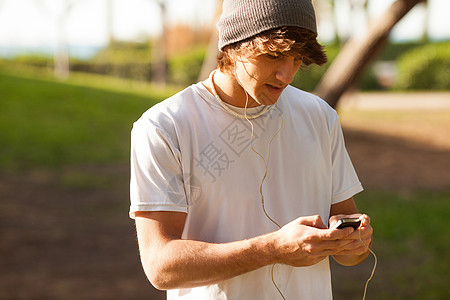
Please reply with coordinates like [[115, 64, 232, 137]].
[[0, 164, 166, 300], [344, 127, 450, 191], [340, 91, 450, 191], [339, 91, 450, 111]]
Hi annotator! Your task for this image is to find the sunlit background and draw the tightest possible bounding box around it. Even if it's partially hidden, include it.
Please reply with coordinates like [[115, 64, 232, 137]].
[[0, 1, 449, 299], [0, 0, 449, 58]]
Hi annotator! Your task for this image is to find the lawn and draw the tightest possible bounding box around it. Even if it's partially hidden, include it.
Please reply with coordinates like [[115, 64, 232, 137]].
[[0, 67, 448, 299], [332, 190, 450, 299], [0, 67, 179, 170]]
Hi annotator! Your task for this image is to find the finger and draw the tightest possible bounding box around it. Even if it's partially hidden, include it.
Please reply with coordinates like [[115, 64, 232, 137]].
[[326, 226, 355, 239], [338, 224, 372, 241], [333, 246, 369, 256], [329, 214, 346, 227], [320, 244, 367, 257], [359, 214, 371, 227], [332, 239, 371, 254], [343, 234, 372, 252], [359, 232, 373, 246], [357, 225, 373, 240], [307, 228, 354, 244], [295, 215, 328, 229]]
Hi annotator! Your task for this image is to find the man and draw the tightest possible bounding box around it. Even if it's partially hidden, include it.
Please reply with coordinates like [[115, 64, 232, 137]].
[[130, 0, 373, 299]]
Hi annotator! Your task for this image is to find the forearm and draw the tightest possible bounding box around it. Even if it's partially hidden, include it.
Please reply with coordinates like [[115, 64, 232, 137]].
[[142, 232, 278, 290], [137, 211, 364, 290]]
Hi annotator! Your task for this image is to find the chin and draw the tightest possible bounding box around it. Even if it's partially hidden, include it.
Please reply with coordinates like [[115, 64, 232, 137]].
[[255, 86, 284, 105]]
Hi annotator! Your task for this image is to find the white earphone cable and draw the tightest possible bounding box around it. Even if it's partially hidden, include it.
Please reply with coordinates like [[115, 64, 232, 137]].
[[235, 61, 286, 299]]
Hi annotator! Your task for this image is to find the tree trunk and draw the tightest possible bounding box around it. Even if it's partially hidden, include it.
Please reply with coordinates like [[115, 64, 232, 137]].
[[198, 0, 223, 81], [314, 0, 425, 109], [35, 0, 73, 80], [198, 28, 220, 81], [420, 0, 429, 42], [106, 0, 114, 45], [54, 0, 73, 80], [153, 0, 168, 86]]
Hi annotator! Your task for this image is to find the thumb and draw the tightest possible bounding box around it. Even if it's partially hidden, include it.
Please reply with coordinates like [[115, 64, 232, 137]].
[[295, 215, 328, 229]]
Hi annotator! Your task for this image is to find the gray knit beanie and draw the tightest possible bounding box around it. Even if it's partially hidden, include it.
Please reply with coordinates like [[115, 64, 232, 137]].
[[217, 0, 317, 51]]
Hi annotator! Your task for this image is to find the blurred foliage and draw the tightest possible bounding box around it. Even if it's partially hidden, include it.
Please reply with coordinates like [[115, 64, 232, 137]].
[[0, 41, 155, 81], [11, 54, 54, 68], [292, 42, 386, 92], [91, 40, 152, 64], [1, 40, 449, 90], [291, 41, 443, 92], [395, 41, 450, 90], [168, 47, 206, 85], [359, 68, 381, 90], [378, 41, 429, 61], [77, 40, 153, 81], [71, 61, 152, 81], [291, 43, 340, 92]]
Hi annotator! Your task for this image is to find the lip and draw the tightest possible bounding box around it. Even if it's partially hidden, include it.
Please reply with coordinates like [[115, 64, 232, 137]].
[[265, 84, 285, 95]]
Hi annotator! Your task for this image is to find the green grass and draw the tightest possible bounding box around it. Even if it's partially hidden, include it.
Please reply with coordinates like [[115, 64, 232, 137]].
[[0, 67, 179, 169], [354, 190, 450, 299]]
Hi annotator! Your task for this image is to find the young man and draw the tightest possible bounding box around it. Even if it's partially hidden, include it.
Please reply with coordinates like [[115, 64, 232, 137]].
[[130, 0, 373, 299]]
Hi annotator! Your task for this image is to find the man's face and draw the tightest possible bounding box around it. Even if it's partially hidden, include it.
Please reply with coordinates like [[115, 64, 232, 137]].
[[233, 52, 303, 106]]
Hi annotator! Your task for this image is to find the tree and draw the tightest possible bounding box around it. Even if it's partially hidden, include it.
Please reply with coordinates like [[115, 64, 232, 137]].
[[106, 0, 114, 45], [420, 0, 429, 42], [36, 0, 76, 80], [152, 0, 168, 85], [314, 0, 426, 109], [327, 0, 341, 45], [198, 0, 223, 81]]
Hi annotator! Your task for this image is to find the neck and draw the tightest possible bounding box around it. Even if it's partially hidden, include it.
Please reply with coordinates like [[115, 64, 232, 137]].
[[212, 70, 260, 108]]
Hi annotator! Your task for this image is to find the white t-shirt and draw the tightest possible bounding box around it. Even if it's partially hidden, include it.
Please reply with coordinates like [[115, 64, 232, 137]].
[[130, 82, 363, 300]]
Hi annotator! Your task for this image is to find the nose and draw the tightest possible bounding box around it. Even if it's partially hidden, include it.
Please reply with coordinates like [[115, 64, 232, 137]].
[[275, 57, 301, 85]]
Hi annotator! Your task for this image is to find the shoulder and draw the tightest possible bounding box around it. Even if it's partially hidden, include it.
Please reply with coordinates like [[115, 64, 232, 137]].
[[141, 85, 198, 121], [283, 85, 335, 113], [134, 84, 205, 131], [281, 85, 339, 128]]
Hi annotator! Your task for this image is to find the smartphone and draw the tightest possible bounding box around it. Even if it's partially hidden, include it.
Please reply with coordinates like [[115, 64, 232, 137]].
[[333, 217, 361, 230]]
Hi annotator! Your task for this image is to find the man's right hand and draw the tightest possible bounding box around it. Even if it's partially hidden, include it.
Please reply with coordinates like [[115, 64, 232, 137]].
[[272, 215, 355, 267]]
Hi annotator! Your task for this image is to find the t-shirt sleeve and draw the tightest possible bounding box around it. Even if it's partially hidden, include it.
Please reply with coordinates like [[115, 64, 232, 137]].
[[330, 116, 363, 204], [129, 114, 188, 219]]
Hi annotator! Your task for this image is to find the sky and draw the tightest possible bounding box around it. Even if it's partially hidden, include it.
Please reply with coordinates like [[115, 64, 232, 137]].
[[0, 0, 449, 58], [328, 0, 450, 41]]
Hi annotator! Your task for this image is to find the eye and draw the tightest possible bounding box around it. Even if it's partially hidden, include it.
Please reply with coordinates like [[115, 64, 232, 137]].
[[266, 53, 282, 60]]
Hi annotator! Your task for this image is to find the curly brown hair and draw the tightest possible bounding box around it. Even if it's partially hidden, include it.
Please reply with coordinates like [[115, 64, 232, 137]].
[[218, 26, 327, 73]]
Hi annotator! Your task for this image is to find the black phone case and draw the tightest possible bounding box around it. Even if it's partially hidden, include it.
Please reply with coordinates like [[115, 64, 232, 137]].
[[336, 218, 361, 229]]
